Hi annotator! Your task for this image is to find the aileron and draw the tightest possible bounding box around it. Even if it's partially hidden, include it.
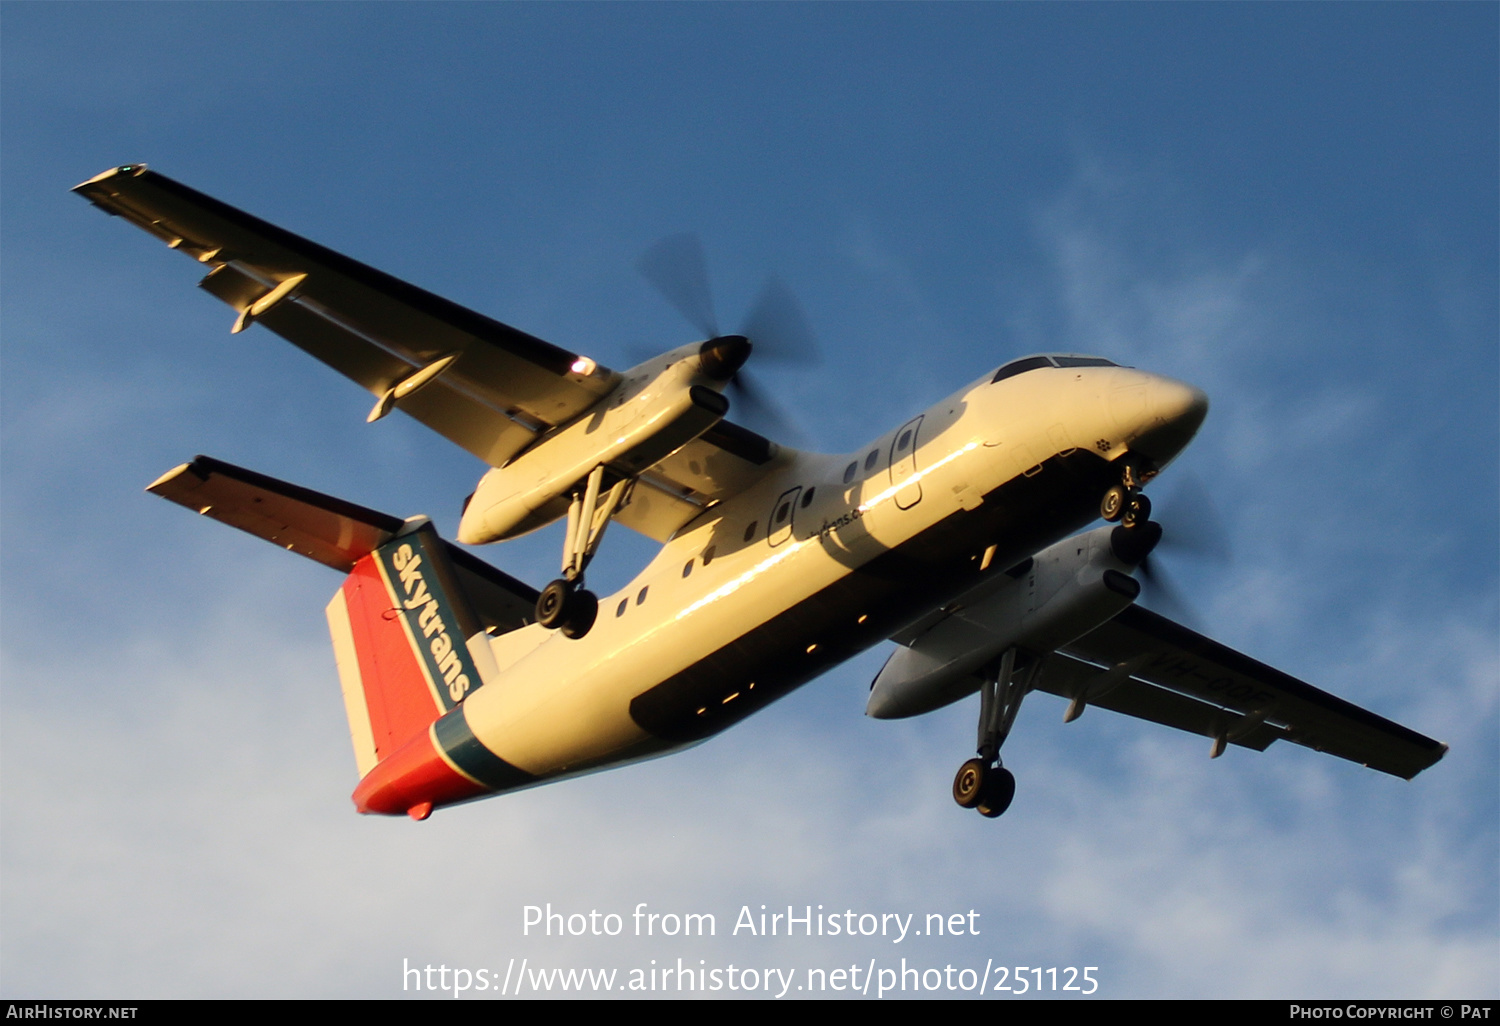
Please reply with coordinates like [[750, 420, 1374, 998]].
[[75, 165, 619, 468], [1060, 605, 1446, 779]]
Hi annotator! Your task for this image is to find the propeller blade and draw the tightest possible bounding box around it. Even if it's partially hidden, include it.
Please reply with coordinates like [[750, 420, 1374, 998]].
[[740, 275, 821, 365], [1155, 472, 1231, 564], [728, 371, 811, 448], [636, 233, 719, 339], [1131, 471, 1232, 628], [1137, 553, 1199, 628], [634, 235, 818, 447]]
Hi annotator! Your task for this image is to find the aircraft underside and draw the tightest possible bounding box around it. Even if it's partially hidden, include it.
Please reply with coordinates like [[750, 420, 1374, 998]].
[[79, 164, 1446, 824], [629, 447, 1115, 745]]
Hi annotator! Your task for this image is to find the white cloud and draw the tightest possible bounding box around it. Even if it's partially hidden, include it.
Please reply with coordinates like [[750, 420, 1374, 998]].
[[4, 133, 1492, 999]]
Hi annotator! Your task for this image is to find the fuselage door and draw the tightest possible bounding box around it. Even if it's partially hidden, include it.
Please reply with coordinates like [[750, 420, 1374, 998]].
[[890, 416, 924, 510], [768, 486, 802, 547]]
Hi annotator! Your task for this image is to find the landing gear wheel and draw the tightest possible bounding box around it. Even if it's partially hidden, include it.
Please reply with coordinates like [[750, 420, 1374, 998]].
[[536, 579, 599, 638], [535, 579, 576, 630], [975, 767, 1016, 818], [1122, 492, 1152, 529], [952, 758, 988, 809], [560, 589, 598, 639], [1100, 485, 1128, 522]]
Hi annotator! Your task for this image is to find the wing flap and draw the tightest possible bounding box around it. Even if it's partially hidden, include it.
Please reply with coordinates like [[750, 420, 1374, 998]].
[[611, 426, 787, 541], [1031, 651, 1282, 753], [1056, 605, 1446, 779], [76, 165, 619, 467], [147, 456, 536, 633]]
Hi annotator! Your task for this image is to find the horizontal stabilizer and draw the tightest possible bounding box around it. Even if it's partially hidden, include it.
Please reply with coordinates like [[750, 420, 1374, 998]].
[[147, 455, 537, 633]]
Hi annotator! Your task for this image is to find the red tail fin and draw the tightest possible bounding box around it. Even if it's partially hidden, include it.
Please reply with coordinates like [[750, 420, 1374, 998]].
[[326, 523, 493, 776], [145, 456, 537, 785]]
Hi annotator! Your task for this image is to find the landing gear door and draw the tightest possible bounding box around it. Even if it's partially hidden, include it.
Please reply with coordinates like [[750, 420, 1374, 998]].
[[768, 486, 802, 547], [890, 416, 924, 510]]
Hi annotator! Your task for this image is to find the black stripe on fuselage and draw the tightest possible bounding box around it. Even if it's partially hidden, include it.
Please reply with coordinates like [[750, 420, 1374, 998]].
[[628, 448, 1118, 743], [434, 704, 537, 790]]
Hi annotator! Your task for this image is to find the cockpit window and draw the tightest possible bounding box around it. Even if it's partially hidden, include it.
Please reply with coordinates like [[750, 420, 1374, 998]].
[[990, 356, 1054, 383], [991, 355, 1120, 382], [1052, 356, 1118, 368]]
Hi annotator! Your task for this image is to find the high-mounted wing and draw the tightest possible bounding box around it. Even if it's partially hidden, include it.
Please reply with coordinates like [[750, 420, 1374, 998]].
[[74, 165, 621, 469], [147, 455, 537, 633], [1038, 605, 1447, 779], [78, 165, 794, 544], [611, 419, 784, 540]]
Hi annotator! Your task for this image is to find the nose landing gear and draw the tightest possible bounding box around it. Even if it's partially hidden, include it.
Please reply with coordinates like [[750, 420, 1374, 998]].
[[952, 647, 1040, 819], [1100, 484, 1128, 522], [1101, 460, 1157, 526]]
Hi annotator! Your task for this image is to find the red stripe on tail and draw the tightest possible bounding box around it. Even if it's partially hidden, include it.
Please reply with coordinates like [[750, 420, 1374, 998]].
[[342, 554, 443, 761]]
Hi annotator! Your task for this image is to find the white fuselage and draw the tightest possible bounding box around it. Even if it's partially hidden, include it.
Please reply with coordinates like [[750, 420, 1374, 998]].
[[450, 362, 1207, 787]]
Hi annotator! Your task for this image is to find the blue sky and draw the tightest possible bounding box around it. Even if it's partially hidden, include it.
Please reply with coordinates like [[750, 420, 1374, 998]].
[[2, 3, 1495, 999]]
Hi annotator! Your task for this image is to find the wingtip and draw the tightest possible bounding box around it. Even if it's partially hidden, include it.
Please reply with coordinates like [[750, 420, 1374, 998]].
[[73, 163, 149, 191], [1403, 741, 1451, 780], [145, 461, 197, 494]]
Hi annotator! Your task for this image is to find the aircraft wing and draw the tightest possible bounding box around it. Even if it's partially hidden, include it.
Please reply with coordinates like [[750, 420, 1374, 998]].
[[610, 420, 786, 541], [74, 165, 621, 469], [1035, 605, 1447, 779], [147, 455, 537, 633]]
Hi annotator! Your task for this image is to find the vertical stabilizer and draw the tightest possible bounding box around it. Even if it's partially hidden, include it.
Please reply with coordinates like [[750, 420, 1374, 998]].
[[326, 521, 497, 776], [145, 454, 542, 814]]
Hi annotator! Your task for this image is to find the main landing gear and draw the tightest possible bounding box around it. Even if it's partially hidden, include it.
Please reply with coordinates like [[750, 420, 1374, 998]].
[[535, 578, 598, 639], [952, 647, 1040, 819], [953, 461, 1163, 818], [535, 465, 631, 640]]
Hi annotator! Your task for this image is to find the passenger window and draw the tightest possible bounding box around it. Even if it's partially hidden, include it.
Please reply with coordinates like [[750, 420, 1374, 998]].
[[897, 430, 912, 452], [843, 461, 857, 484], [637, 586, 649, 605], [864, 450, 879, 471], [682, 560, 693, 578], [703, 545, 716, 565], [775, 501, 791, 525], [743, 521, 757, 542], [800, 487, 816, 508], [616, 598, 628, 617]]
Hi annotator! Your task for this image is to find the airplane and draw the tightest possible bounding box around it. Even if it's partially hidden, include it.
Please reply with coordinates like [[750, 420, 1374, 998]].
[[74, 164, 1448, 821]]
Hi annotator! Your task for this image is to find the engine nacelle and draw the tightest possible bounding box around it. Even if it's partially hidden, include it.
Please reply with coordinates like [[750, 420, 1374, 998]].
[[867, 525, 1141, 719], [457, 349, 731, 545]]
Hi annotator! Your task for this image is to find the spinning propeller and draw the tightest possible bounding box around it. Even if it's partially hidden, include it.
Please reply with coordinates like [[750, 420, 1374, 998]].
[[637, 233, 821, 443], [1135, 473, 1232, 626]]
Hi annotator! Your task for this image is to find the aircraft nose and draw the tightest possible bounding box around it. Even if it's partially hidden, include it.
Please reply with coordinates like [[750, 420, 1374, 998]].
[[1130, 377, 1209, 466]]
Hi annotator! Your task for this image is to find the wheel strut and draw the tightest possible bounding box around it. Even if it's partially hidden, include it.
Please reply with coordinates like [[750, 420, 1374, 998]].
[[952, 647, 1041, 819], [536, 465, 632, 639]]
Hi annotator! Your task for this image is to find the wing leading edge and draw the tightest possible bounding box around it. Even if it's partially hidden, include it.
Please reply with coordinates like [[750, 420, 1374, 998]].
[[75, 164, 620, 468], [78, 164, 791, 542], [1035, 605, 1446, 779]]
